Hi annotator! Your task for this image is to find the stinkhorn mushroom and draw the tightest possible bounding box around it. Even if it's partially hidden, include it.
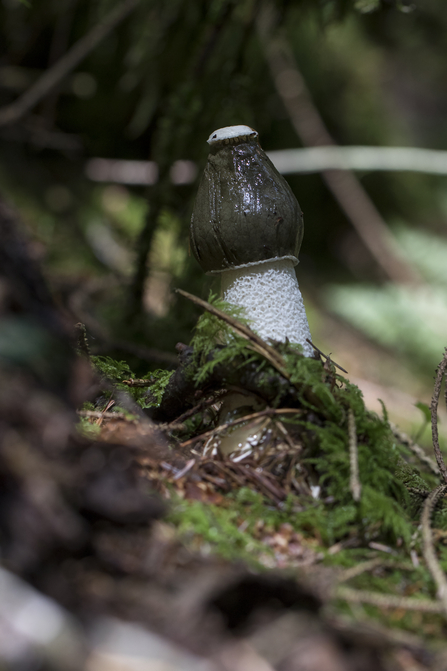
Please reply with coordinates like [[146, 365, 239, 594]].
[[190, 124, 312, 356]]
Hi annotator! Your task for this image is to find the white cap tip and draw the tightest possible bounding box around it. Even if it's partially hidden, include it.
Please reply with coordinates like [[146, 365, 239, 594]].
[[207, 125, 258, 145]]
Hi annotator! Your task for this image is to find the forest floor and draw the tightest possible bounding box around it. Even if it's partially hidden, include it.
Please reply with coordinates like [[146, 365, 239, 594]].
[[3, 193, 447, 670], [69, 294, 447, 671]]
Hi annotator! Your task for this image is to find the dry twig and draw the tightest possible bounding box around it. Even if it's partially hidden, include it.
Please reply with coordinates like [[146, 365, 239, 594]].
[[176, 289, 290, 379], [348, 408, 361, 502], [77, 410, 130, 420], [430, 350, 447, 483], [389, 422, 439, 476], [0, 0, 139, 127], [256, 3, 420, 285], [421, 484, 447, 619], [167, 391, 227, 427], [338, 558, 414, 584]]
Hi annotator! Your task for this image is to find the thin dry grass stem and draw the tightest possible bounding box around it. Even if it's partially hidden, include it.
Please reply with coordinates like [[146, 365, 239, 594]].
[[167, 391, 227, 427], [431, 349, 447, 483], [335, 586, 444, 614], [306, 339, 348, 374], [338, 559, 415, 584], [389, 422, 439, 476], [348, 408, 361, 502], [179, 408, 303, 449], [0, 0, 139, 127], [327, 613, 427, 651], [212, 461, 247, 488], [175, 289, 290, 379], [241, 466, 284, 504], [421, 483, 447, 619], [338, 558, 385, 583], [75, 322, 91, 358], [95, 398, 115, 426]]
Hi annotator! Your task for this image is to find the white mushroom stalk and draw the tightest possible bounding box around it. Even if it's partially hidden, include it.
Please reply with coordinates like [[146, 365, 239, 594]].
[[190, 124, 313, 356], [221, 258, 312, 356]]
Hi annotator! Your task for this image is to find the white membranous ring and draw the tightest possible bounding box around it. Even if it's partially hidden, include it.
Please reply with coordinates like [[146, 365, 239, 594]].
[[207, 125, 258, 145]]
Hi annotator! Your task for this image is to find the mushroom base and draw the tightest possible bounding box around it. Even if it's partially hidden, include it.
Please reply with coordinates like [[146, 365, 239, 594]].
[[221, 259, 313, 357]]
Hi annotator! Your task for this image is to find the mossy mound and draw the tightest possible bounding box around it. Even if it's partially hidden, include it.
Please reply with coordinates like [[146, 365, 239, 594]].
[[83, 295, 447, 640]]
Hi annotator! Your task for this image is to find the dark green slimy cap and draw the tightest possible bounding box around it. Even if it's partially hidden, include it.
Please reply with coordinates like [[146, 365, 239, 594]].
[[190, 125, 304, 274]]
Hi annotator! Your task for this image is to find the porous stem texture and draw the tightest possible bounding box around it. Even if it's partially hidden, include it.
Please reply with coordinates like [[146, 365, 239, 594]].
[[221, 259, 313, 356]]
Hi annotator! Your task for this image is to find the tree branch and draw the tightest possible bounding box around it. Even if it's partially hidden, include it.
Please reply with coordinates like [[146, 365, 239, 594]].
[[0, 0, 139, 128]]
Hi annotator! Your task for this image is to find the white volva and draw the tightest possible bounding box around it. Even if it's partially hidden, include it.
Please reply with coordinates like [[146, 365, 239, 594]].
[[221, 258, 313, 357]]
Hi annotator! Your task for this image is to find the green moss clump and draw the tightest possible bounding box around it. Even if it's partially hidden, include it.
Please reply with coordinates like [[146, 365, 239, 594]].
[[90, 355, 173, 409], [185, 297, 445, 548], [145, 369, 175, 407]]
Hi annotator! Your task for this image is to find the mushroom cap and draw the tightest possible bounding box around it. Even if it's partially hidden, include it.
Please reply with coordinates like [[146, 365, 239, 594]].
[[207, 125, 258, 145], [190, 125, 304, 274]]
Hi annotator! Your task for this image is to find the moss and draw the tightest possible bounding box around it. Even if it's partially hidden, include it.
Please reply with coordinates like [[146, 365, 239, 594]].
[[76, 416, 101, 439], [167, 490, 271, 566], [182, 295, 445, 547], [86, 297, 447, 639], [145, 369, 174, 408], [90, 354, 172, 409]]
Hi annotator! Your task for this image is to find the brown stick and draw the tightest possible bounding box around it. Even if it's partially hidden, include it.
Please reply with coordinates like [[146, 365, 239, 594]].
[[336, 586, 444, 614], [256, 4, 421, 285], [421, 483, 447, 619], [77, 409, 129, 420], [0, 0, 139, 127], [430, 350, 447, 483]]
